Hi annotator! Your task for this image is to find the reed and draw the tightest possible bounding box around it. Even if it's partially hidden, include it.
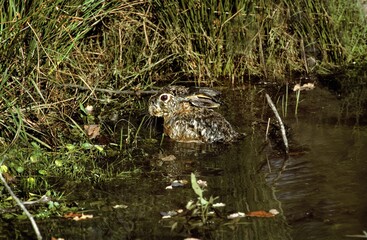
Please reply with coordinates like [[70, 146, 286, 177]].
[[0, 0, 366, 164]]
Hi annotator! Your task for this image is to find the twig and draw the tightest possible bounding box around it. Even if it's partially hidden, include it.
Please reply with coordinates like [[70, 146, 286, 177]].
[[59, 84, 157, 95], [265, 117, 271, 141], [0, 195, 51, 214], [265, 94, 289, 154], [22, 195, 51, 205], [0, 173, 42, 240]]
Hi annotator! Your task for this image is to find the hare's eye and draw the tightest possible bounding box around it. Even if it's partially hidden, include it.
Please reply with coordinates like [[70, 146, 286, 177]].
[[160, 94, 169, 102]]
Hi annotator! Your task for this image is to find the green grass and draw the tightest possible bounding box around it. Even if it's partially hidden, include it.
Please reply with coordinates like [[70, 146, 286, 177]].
[[0, 0, 367, 220]]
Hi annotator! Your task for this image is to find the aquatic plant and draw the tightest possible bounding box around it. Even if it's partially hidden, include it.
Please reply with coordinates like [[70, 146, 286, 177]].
[[187, 173, 219, 225], [0, 0, 366, 147], [0, 1, 366, 235]]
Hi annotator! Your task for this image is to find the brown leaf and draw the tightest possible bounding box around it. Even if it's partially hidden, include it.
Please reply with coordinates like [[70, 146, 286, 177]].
[[84, 124, 100, 139], [64, 212, 82, 219], [246, 210, 275, 218], [64, 212, 93, 221], [73, 214, 93, 221], [2, 172, 16, 183]]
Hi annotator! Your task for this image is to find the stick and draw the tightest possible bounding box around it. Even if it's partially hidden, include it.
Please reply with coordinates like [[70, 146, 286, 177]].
[[59, 84, 157, 95], [265, 94, 289, 154], [0, 173, 42, 240]]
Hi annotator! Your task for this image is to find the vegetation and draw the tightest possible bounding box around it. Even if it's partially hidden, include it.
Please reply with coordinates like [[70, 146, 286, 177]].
[[0, 0, 367, 230]]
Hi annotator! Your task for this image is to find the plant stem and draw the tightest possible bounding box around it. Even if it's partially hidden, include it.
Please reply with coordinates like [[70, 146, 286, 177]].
[[265, 94, 289, 154], [0, 172, 42, 240]]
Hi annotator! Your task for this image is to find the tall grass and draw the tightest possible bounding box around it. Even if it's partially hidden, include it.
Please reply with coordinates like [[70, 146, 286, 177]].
[[0, 0, 366, 224], [0, 0, 366, 146], [154, 0, 367, 84]]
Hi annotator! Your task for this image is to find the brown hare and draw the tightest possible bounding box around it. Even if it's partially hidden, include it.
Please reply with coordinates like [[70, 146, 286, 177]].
[[148, 85, 243, 143]]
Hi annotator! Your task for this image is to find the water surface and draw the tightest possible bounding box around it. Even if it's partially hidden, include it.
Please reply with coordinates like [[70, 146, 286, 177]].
[[5, 84, 367, 240]]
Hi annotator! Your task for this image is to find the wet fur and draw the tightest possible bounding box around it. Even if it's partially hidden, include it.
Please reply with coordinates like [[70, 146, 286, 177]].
[[148, 86, 242, 143]]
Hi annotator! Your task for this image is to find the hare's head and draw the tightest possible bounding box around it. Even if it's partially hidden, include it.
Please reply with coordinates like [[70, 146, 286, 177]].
[[148, 85, 221, 118]]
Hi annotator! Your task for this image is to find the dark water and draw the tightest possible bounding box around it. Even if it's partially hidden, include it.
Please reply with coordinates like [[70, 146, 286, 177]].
[[6, 85, 367, 240]]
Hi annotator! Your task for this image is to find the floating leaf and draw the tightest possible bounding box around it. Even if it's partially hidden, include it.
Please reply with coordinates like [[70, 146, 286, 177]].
[[51, 237, 65, 240], [160, 210, 178, 218], [64, 212, 93, 221], [212, 203, 226, 208], [190, 173, 203, 198], [246, 210, 276, 218], [113, 204, 128, 209], [227, 212, 246, 219], [73, 214, 93, 221], [293, 83, 315, 91], [168, 179, 189, 188], [269, 209, 280, 215]]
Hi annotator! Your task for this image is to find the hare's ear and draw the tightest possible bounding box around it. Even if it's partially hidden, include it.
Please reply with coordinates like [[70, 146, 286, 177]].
[[185, 94, 221, 108], [190, 87, 221, 98]]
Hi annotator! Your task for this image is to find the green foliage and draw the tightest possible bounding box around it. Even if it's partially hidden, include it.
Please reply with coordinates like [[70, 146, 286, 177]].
[[0, 190, 78, 220], [0, 0, 366, 226], [0, 0, 366, 148], [188, 173, 219, 225]]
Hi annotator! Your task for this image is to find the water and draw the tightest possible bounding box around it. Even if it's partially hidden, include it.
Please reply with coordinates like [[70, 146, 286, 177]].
[[5, 84, 367, 240]]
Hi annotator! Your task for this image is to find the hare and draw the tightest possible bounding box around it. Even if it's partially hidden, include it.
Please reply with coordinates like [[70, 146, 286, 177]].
[[148, 85, 243, 143]]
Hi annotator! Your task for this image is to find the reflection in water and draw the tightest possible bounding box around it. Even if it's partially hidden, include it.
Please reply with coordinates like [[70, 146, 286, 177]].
[[264, 87, 367, 240], [7, 86, 367, 240]]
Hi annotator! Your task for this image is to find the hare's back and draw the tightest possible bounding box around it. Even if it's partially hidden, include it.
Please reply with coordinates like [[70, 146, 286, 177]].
[[164, 109, 240, 143]]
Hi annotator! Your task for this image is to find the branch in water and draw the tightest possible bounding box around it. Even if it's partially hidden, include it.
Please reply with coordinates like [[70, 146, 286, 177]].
[[0, 173, 43, 240], [265, 93, 289, 154]]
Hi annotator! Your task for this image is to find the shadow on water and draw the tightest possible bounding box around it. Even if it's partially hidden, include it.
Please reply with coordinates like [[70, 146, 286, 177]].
[[4, 74, 367, 239]]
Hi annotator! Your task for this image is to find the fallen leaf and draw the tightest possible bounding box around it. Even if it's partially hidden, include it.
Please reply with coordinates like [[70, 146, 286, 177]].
[[64, 212, 82, 219], [113, 204, 128, 209], [84, 124, 100, 139], [269, 209, 280, 215], [227, 212, 246, 219], [64, 212, 93, 221], [212, 202, 226, 208], [160, 210, 178, 218], [73, 214, 93, 221], [166, 179, 188, 189], [51, 237, 65, 240], [293, 83, 315, 92], [246, 210, 275, 218]]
